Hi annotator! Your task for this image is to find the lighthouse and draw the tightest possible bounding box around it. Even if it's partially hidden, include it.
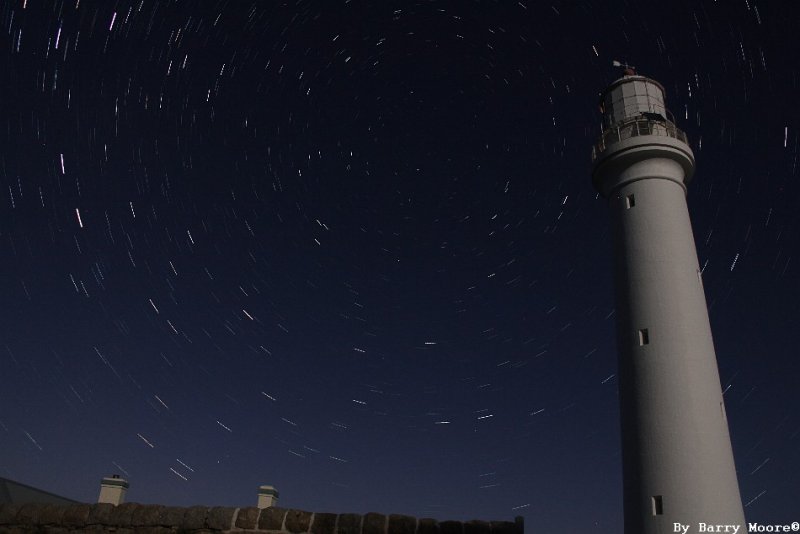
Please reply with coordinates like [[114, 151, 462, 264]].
[[591, 67, 746, 533]]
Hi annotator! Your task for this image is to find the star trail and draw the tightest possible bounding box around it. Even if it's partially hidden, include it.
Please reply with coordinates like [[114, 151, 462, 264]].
[[0, 1, 798, 531]]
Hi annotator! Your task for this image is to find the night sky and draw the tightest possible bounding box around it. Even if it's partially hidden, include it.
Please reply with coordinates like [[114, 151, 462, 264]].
[[1, 0, 798, 531]]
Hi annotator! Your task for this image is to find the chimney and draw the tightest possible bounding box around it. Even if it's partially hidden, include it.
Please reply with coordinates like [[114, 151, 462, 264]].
[[97, 474, 129, 505], [257, 485, 279, 508]]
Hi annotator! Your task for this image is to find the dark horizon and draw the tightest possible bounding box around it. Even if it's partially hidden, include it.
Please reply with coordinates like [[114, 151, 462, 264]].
[[0, 1, 798, 532]]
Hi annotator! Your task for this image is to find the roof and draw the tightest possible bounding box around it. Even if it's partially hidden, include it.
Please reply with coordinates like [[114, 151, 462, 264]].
[[0, 477, 79, 506]]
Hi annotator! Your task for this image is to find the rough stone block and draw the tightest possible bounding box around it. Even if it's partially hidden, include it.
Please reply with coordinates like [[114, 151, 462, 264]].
[[132, 504, 165, 526], [35, 504, 66, 525], [181, 505, 209, 529], [361, 512, 386, 534], [235, 506, 260, 529], [0, 504, 20, 525], [464, 520, 490, 534], [337, 513, 362, 534], [489, 521, 517, 534], [388, 514, 417, 534], [439, 520, 463, 534], [310, 512, 337, 534], [417, 518, 439, 534], [61, 503, 91, 526], [108, 502, 140, 526], [86, 503, 115, 525], [134, 528, 176, 534], [207, 506, 236, 530], [285, 508, 314, 533], [16, 503, 44, 525], [158, 505, 185, 526], [363, 513, 386, 534], [257, 506, 287, 530]]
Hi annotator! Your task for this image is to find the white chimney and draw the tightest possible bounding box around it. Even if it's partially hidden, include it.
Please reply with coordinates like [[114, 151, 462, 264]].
[[97, 474, 129, 505], [257, 485, 279, 508]]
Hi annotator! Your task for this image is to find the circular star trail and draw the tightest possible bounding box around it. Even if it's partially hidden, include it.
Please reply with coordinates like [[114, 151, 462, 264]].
[[1, 1, 798, 531]]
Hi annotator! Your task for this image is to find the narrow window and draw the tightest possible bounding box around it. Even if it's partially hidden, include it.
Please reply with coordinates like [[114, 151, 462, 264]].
[[638, 328, 649, 346], [652, 496, 663, 515], [625, 194, 635, 209]]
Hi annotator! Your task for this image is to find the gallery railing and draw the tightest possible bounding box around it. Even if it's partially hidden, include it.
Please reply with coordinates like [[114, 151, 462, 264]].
[[592, 115, 689, 162]]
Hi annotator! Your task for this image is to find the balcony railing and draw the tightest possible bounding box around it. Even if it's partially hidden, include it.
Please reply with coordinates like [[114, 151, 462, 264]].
[[592, 115, 689, 162]]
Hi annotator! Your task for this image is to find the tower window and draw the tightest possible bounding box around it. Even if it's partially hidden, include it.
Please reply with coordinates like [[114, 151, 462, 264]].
[[638, 328, 649, 346], [652, 496, 663, 515], [625, 194, 635, 209]]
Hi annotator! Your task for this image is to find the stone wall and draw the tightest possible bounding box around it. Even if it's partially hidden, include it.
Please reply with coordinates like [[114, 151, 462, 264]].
[[0, 502, 525, 534]]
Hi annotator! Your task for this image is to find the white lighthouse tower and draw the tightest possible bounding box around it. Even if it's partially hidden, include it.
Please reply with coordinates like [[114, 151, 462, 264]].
[[591, 66, 746, 533]]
